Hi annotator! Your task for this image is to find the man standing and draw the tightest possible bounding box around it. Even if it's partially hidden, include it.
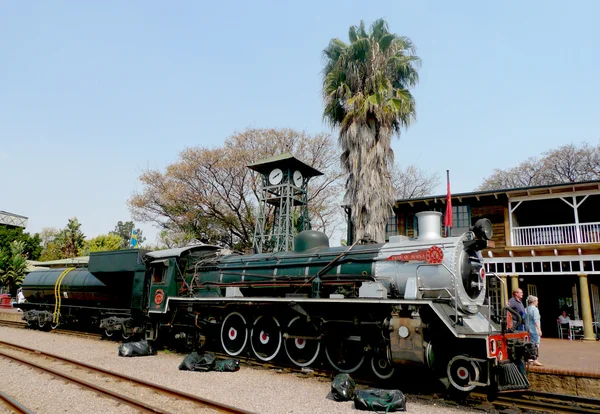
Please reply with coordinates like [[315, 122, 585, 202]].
[[509, 288, 526, 331]]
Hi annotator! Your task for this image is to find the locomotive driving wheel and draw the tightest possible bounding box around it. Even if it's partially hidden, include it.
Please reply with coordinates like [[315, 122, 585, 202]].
[[370, 346, 395, 380], [250, 315, 282, 362], [283, 316, 321, 367], [324, 329, 365, 373], [220, 312, 248, 356]]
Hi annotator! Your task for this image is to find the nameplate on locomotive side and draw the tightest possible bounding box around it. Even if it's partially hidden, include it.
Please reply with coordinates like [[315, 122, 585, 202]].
[[387, 246, 444, 264]]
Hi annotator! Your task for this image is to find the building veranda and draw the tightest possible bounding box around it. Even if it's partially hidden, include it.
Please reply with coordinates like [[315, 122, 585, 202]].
[[387, 181, 600, 341]]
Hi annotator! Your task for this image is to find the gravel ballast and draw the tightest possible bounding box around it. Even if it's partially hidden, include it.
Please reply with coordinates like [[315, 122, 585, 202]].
[[0, 326, 484, 413]]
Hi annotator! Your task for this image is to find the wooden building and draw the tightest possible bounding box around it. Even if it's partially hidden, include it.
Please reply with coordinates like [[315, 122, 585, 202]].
[[389, 180, 600, 341]]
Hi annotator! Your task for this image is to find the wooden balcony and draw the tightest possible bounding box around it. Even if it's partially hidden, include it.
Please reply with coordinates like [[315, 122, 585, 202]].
[[511, 222, 600, 247]]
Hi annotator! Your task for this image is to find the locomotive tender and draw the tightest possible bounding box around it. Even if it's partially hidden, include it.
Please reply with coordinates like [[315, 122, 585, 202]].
[[18, 211, 533, 394]]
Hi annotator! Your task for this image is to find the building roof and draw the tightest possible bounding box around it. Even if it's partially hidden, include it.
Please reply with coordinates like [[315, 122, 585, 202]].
[[0, 211, 28, 228], [247, 152, 324, 177], [394, 180, 600, 206]]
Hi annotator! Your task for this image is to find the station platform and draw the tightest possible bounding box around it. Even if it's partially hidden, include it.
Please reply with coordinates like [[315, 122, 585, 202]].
[[0, 309, 598, 396], [0, 308, 25, 323]]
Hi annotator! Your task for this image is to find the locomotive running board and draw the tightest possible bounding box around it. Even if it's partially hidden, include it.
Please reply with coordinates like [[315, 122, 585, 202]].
[[150, 296, 486, 339]]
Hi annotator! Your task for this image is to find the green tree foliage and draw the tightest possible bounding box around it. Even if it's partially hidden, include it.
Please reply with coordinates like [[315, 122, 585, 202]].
[[109, 221, 146, 249], [129, 128, 343, 251], [477, 143, 600, 190], [322, 19, 420, 242], [83, 234, 123, 255], [38, 218, 85, 260], [39, 227, 62, 261], [0, 240, 28, 294], [0, 226, 42, 261]]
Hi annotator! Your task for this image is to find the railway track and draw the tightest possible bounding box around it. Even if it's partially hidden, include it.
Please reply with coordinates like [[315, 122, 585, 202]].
[[470, 391, 600, 413], [4, 321, 600, 413], [0, 319, 103, 339], [0, 389, 34, 414], [0, 339, 254, 414]]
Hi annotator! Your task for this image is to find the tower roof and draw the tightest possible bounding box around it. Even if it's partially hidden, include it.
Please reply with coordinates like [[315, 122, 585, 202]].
[[247, 152, 324, 177]]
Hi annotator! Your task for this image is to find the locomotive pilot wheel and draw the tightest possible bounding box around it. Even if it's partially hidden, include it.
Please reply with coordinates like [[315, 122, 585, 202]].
[[283, 316, 321, 367], [250, 315, 282, 362], [220, 312, 248, 356], [446, 355, 481, 392]]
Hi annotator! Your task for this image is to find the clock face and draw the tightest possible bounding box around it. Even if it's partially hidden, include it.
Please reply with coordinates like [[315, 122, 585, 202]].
[[293, 170, 303, 187], [269, 168, 283, 185]]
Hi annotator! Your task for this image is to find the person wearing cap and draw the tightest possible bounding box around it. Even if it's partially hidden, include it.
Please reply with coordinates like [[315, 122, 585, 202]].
[[508, 288, 526, 331], [525, 295, 543, 366]]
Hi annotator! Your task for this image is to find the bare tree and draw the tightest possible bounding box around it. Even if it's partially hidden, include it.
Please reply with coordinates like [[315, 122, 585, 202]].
[[477, 142, 600, 191], [129, 128, 344, 251], [391, 165, 440, 199]]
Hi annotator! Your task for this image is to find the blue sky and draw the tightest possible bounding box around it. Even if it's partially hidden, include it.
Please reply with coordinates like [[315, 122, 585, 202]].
[[1, 1, 599, 245]]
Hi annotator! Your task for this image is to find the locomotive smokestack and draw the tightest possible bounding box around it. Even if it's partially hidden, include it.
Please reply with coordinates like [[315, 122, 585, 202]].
[[415, 211, 443, 240]]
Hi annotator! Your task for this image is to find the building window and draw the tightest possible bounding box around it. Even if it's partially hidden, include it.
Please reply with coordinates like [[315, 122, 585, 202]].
[[450, 205, 471, 235], [386, 215, 398, 240]]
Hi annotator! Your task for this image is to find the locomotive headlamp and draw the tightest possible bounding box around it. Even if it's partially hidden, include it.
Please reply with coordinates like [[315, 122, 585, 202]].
[[472, 219, 493, 240]]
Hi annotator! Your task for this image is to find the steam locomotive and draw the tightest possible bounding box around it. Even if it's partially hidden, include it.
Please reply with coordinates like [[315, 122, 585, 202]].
[[17, 211, 534, 394]]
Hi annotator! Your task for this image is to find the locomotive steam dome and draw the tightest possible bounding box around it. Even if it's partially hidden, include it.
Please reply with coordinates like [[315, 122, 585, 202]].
[[294, 230, 330, 252]]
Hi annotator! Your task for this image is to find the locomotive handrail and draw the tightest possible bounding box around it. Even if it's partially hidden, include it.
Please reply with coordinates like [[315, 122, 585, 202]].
[[487, 272, 506, 334], [416, 262, 459, 324], [53, 267, 75, 325]]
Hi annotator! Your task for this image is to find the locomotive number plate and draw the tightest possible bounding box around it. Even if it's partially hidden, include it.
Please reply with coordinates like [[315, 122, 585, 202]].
[[387, 246, 444, 264]]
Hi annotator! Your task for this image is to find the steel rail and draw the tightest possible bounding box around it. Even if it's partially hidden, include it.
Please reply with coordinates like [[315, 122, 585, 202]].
[[471, 391, 600, 414], [0, 340, 254, 414], [0, 319, 104, 339], [0, 390, 35, 414]]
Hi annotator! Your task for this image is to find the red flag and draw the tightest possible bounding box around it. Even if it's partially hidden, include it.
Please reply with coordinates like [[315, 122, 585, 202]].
[[444, 170, 452, 235]]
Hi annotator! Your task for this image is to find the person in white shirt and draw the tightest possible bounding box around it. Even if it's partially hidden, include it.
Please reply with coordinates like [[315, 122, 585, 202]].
[[557, 310, 570, 325]]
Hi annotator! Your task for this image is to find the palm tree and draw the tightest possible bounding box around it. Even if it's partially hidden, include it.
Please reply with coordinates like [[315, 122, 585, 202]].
[[322, 19, 420, 242], [0, 241, 28, 295]]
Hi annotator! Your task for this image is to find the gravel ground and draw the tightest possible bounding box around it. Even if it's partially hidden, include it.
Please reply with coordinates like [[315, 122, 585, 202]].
[[0, 326, 486, 414]]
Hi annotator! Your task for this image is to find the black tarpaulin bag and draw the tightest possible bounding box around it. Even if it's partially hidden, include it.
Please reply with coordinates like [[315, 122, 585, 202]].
[[353, 389, 406, 412], [331, 373, 356, 402], [215, 359, 240, 372], [118, 340, 157, 357], [194, 352, 217, 371], [179, 352, 203, 371]]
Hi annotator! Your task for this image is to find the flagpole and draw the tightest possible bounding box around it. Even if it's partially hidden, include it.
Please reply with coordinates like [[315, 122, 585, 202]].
[[445, 170, 452, 237]]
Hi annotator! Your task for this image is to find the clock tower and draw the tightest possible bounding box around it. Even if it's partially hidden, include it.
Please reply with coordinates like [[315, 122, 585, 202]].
[[248, 153, 323, 253]]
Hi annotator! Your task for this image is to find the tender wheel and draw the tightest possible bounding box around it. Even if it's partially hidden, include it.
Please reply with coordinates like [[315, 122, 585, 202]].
[[37, 318, 50, 331], [220, 312, 248, 356], [250, 315, 282, 362], [104, 328, 114, 338], [26, 319, 36, 329], [446, 355, 480, 393], [371, 348, 395, 380], [325, 331, 365, 373], [51, 322, 60, 330], [284, 316, 321, 367]]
